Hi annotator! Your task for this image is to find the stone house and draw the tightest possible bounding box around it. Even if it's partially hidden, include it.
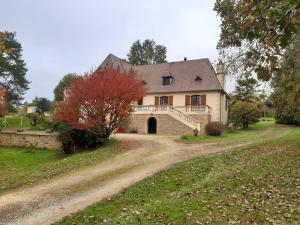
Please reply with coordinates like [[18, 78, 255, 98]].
[[100, 54, 229, 135]]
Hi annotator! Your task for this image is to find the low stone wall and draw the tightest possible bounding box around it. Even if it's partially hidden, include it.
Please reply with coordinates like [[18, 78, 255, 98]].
[[0, 131, 61, 149]]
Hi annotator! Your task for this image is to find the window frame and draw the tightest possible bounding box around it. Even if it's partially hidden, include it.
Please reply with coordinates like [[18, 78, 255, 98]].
[[160, 96, 169, 105], [137, 98, 143, 105], [162, 76, 172, 86], [191, 95, 201, 106]]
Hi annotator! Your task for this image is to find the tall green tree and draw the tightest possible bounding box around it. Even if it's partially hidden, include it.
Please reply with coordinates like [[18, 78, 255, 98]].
[[0, 31, 29, 110], [270, 36, 300, 125], [53, 73, 77, 101], [271, 34, 300, 100], [230, 77, 262, 128], [127, 39, 167, 65], [232, 77, 261, 103], [32, 97, 52, 113], [214, 0, 299, 80]]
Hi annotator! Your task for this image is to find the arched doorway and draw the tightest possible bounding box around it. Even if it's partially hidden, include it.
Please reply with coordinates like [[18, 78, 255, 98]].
[[148, 117, 157, 134]]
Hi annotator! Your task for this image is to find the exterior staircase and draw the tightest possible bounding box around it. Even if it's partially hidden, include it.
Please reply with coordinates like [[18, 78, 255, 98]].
[[133, 105, 201, 131]]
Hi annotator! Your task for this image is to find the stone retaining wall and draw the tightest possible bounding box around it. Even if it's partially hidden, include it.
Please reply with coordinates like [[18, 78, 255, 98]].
[[0, 131, 61, 149], [120, 114, 194, 135]]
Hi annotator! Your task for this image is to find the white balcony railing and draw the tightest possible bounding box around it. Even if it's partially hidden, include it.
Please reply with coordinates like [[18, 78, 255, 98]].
[[133, 105, 211, 114], [174, 105, 211, 114]]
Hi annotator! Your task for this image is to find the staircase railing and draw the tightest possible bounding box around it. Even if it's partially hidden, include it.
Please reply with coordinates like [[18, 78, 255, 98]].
[[168, 106, 198, 128]]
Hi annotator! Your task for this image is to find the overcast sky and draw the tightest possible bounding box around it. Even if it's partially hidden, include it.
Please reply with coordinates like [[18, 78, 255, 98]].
[[0, 0, 235, 102]]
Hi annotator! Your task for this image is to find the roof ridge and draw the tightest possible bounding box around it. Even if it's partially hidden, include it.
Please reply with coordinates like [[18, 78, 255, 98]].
[[133, 58, 210, 67]]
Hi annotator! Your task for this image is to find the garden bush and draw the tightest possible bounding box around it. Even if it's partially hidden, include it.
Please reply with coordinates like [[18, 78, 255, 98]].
[[52, 122, 106, 154], [27, 113, 48, 126], [230, 101, 261, 129], [205, 122, 224, 136], [272, 89, 300, 126]]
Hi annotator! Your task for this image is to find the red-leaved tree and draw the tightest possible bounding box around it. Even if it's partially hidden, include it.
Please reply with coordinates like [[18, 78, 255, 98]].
[[53, 67, 145, 138]]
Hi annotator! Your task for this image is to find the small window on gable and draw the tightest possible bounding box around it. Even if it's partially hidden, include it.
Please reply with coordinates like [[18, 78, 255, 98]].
[[195, 76, 202, 81], [142, 80, 147, 85], [162, 76, 172, 86]]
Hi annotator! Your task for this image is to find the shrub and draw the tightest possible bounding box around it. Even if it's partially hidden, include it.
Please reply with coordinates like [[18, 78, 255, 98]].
[[27, 113, 48, 126], [205, 122, 224, 136], [272, 89, 300, 126], [230, 101, 261, 129], [51, 122, 106, 154]]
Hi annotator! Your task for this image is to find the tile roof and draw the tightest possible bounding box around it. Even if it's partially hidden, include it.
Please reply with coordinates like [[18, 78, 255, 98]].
[[98, 54, 132, 71], [99, 53, 223, 94]]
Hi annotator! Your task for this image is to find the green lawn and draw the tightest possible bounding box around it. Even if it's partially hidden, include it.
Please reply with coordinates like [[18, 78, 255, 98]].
[[180, 120, 276, 144], [0, 140, 121, 193], [0, 115, 52, 131], [0, 115, 31, 130], [57, 126, 300, 225]]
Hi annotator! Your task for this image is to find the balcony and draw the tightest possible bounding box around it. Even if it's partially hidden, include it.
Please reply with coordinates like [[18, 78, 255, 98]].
[[132, 105, 211, 114], [173, 105, 211, 114]]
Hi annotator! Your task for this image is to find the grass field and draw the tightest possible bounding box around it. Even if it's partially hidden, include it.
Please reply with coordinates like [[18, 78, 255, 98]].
[[0, 140, 121, 193], [0, 115, 52, 131], [57, 126, 300, 225], [0, 115, 31, 130], [180, 120, 276, 144]]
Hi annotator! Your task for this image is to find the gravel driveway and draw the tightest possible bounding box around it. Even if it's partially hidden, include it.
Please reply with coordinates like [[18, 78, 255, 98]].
[[0, 134, 262, 225]]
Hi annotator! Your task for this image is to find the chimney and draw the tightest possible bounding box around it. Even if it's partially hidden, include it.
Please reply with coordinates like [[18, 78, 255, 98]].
[[216, 61, 225, 89], [184, 57, 187, 61]]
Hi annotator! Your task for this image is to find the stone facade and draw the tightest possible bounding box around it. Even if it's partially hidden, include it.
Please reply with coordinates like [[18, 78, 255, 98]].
[[0, 131, 61, 149], [142, 91, 225, 123], [120, 114, 194, 135], [189, 114, 211, 131]]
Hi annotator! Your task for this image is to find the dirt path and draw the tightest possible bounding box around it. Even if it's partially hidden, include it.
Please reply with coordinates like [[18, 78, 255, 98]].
[[0, 128, 289, 225]]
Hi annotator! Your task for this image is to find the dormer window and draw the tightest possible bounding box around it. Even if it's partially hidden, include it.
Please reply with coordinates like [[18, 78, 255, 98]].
[[162, 76, 172, 86], [195, 76, 202, 81]]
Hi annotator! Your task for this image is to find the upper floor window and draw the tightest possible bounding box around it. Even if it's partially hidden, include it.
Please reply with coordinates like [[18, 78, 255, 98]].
[[191, 95, 201, 106], [162, 76, 172, 86], [160, 96, 169, 105], [138, 98, 143, 105]]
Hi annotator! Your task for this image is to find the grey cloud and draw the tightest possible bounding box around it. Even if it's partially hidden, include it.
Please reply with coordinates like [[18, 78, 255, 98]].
[[0, 0, 234, 102]]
